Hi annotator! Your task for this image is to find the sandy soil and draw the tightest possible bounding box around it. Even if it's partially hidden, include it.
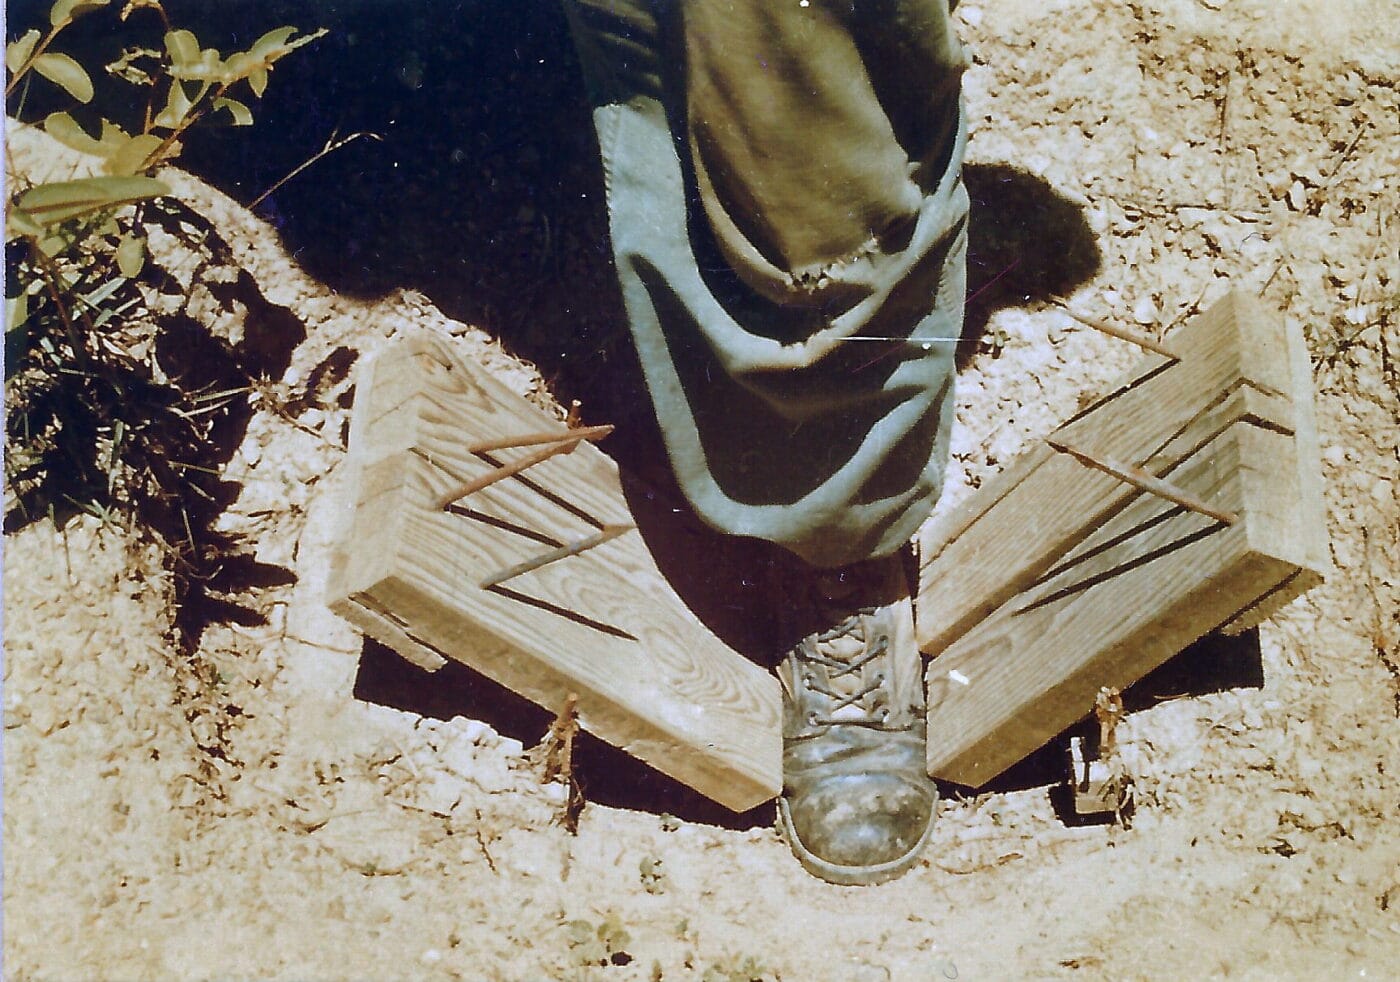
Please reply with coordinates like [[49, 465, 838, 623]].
[[5, 0, 1398, 979]]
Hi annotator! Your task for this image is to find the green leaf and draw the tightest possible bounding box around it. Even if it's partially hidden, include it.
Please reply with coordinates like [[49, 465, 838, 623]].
[[45, 113, 135, 160], [43, 111, 108, 155], [212, 27, 324, 91], [98, 118, 132, 146], [169, 45, 225, 82], [6, 29, 41, 73], [249, 26, 297, 60], [105, 133, 164, 175], [37, 233, 69, 257], [212, 96, 252, 126], [240, 27, 326, 74], [115, 233, 145, 277], [196, 47, 226, 81], [221, 51, 252, 80], [6, 207, 45, 240], [164, 29, 199, 68], [6, 291, 30, 334], [153, 79, 193, 128], [16, 175, 168, 224], [50, 0, 109, 27], [31, 52, 94, 102]]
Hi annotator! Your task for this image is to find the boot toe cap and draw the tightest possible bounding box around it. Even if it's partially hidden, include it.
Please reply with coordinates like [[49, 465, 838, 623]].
[[781, 772, 935, 884]]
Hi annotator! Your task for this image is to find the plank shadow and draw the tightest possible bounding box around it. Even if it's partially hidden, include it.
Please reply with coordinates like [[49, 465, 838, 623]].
[[952, 627, 1264, 800], [353, 637, 774, 830]]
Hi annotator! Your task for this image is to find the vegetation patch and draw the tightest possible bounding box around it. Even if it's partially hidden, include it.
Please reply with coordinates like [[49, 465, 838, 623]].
[[5, 0, 322, 645]]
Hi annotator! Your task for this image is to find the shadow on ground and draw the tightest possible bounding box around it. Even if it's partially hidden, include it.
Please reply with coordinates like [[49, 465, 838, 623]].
[[354, 637, 775, 830], [355, 626, 1263, 829], [3, 195, 304, 649], [11, 0, 1202, 823], [11, 0, 1098, 427], [964, 627, 1264, 805], [961, 163, 1103, 362]]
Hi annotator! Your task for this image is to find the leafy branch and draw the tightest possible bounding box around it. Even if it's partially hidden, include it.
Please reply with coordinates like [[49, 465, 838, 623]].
[[4, 0, 324, 647]]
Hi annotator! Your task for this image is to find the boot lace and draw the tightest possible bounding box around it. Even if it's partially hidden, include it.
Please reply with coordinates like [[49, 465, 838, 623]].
[[794, 607, 901, 730]]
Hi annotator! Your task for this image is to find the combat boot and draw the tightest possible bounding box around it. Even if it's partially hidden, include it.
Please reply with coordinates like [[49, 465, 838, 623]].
[[777, 554, 936, 885]]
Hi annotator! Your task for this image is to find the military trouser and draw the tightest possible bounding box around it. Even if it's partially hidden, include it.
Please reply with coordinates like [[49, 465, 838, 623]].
[[562, 0, 969, 568]]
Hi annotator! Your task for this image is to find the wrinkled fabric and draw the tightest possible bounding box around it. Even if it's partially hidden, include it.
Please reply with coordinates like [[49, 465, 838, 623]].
[[562, 0, 969, 568]]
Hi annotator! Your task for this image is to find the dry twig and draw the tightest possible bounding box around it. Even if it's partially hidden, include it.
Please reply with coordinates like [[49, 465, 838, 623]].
[[1051, 298, 1182, 360], [529, 693, 585, 834]]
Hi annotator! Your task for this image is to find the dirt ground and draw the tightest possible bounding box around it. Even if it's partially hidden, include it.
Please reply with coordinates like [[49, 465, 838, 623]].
[[5, 0, 1398, 978]]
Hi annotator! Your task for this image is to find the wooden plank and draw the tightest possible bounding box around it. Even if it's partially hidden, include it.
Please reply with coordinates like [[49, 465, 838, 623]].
[[926, 421, 1301, 785], [1219, 307, 1329, 633], [327, 334, 782, 812], [917, 291, 1313, 655], [919, 292, 1329, 786], [328, 458, 447, 672]]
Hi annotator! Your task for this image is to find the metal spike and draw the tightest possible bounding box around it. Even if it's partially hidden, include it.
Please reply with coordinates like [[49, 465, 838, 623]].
[[436, 425, 614, 510], [466, 423, 613, 454], [1046, 437, 1239, 525], [480, 523, 635, 589]]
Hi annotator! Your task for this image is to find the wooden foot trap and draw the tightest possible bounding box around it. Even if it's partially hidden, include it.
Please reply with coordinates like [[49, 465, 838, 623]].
[[325, 335, 782, 812], [328, 291, 1327, 809], [916, 290, 1328, 786]]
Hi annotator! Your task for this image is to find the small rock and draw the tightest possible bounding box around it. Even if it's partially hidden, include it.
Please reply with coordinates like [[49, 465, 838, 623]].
[[1287, 181, 1308, 212], [541, 781, 568, 805], [453, 718, 494, 745], [1265, 170, 1292, 197], [1133, 296, 1159, 325]]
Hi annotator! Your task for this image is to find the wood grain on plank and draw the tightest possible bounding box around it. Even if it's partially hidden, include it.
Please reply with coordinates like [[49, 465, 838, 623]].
[[1220, 301, 1330, 633], [925, 422, 1296, 785], [327, 334, 782, 811], [916, 291, 1319, 655]]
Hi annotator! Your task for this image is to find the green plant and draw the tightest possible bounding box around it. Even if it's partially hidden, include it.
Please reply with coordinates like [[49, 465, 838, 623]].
[[5, 0, 321, 642], [638, 854, 667, 895], [564, 913, 634, 968], [699, 954, 780, 982]]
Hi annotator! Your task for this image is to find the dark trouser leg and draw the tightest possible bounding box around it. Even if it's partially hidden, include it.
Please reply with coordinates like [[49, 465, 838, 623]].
[[561, 0, 968, 570]]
